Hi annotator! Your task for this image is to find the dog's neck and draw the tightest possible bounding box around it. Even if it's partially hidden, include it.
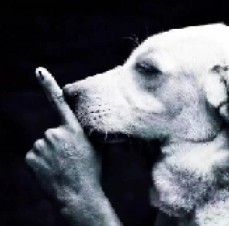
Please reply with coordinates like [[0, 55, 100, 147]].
[[162, 128, 228, 155]]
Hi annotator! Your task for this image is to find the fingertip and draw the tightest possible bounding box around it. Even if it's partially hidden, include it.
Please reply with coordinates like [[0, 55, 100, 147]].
[[35, 67, 51, 82], [36, 66, 46, 76], [34, 67, 77, 125], [25, 150, 36, 164]]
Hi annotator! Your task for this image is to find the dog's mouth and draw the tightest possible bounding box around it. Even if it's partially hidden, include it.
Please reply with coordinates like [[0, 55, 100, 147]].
[[83, 127, 129, 144], [66, 99, 129, 143]]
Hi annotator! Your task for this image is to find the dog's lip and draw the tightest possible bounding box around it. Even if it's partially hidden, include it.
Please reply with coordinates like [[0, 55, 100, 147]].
[[83, 127, 129, 144]]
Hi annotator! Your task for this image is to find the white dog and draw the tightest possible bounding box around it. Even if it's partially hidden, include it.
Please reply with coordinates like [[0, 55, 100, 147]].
[[26, 24, 229, 226]]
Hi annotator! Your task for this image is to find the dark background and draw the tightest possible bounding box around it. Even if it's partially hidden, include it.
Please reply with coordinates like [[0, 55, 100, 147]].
[[0, 1, 228, 225]]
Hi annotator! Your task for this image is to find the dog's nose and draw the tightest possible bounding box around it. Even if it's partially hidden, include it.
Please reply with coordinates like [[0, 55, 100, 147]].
[[63, 83, 79, 97], [63, 83, 81, 112], [63, 78, 96, 98]]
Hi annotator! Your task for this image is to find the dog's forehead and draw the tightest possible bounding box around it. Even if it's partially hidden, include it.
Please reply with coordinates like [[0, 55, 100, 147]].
[[126, 23, 229, 75]]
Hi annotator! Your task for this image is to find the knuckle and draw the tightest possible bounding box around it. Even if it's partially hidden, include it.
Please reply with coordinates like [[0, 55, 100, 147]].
[[25, 151, 48, 171], [44, 128, 55, 140], [45, 127, 63, 140], [33, 139, 45, 150], [25, 151, 36, 164], [67, 125, 83, 136]]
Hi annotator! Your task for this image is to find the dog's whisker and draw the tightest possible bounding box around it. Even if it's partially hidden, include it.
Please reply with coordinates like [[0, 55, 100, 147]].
[[104, 130, 108, 141], [123, 34, 140, 47]]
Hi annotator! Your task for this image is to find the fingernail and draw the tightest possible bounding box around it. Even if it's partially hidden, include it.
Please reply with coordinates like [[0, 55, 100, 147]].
[[38, 70, 44, 80]]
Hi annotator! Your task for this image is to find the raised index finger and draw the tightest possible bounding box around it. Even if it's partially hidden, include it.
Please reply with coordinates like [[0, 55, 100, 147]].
[[35, 67, 81, 130]]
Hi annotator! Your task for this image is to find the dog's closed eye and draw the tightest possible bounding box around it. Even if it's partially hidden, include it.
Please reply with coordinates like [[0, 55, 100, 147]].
[[135, 59, 162, 76]]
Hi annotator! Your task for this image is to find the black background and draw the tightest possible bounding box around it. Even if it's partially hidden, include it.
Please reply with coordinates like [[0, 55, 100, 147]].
[[0, 1, 228, 225]]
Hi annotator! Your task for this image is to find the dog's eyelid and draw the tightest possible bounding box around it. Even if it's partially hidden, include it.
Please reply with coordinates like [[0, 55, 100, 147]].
[[135, 60, 162, 76], [211, 64, 229, 73]]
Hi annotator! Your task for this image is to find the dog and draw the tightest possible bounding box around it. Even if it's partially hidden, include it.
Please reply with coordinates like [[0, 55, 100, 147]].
[[26, 24, 229, 226]]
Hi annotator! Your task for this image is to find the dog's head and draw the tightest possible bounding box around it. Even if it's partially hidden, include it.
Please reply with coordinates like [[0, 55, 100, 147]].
[[64, 24, 229, 142]]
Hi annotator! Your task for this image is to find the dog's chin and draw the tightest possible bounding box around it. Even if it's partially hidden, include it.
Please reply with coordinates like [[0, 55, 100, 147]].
[[83, 127, 129, 144]]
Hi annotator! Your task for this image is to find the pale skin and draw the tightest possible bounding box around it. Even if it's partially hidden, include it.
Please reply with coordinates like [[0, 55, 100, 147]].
[[26, 67, 122, 226]]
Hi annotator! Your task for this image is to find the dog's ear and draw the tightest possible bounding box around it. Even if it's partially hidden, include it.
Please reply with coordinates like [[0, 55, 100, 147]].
[[203, 64, 229, 121]]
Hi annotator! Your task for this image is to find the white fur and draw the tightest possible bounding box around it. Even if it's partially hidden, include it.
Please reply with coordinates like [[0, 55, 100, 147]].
[[63, 24, 229, 225]]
